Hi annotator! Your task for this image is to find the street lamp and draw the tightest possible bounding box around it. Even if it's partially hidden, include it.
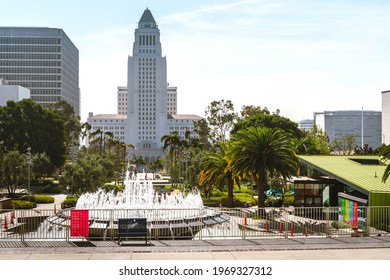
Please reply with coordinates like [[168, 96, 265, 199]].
[[26, 147, 31, 201]]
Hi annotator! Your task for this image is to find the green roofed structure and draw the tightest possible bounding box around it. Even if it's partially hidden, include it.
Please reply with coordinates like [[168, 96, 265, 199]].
[[298, 155, 390, 207]]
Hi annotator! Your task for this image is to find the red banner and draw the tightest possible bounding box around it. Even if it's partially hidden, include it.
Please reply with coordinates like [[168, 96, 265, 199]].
[[70, 210, 89, 237]]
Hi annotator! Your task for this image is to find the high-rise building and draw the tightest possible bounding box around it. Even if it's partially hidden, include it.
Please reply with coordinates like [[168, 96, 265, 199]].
[[314, 110, 382, 149], [117, 86, 127, 115], [0, 27, 80, 115], [125, 8, 168, 159], [167, 84, 177, 115], [87, 9, 202, 161]]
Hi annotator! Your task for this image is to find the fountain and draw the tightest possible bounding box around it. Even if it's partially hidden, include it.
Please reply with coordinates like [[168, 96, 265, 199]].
[[43, 172, 229, 240]]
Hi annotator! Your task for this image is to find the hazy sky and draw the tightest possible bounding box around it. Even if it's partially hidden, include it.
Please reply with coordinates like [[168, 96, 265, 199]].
[[1, 0, 389, 122]]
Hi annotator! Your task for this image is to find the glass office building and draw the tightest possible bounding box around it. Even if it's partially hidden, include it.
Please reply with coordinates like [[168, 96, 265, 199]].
[[0, 27, 80, 115]]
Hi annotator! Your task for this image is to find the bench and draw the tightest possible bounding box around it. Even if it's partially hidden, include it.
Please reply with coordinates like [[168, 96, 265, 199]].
[[117, 218, 148, 245]]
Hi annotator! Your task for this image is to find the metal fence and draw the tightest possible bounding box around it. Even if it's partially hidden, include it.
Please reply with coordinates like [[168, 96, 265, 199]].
[[1, 206, 389, 241]]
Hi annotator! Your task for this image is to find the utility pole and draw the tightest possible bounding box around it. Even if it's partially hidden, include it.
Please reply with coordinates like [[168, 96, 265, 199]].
[[27, 147, 31, 201]]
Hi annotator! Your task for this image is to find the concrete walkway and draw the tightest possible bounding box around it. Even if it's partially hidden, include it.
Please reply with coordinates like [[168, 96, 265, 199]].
[[1, 236, 390, 260]]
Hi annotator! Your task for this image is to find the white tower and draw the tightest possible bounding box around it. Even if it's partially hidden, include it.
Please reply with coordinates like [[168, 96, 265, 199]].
[[126, 8, 168, 160]]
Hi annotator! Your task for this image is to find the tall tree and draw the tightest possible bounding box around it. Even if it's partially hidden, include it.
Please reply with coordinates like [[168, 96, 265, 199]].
[[226, 127, 299, 208], [0, 99, 66, 168], [49, 101, 82, 156], [296, 125, 330, 155], [0, 150, 27, 196], [161, 131, 183, 186], [205, 100, 237, 144], [199, 142, 238, 207], [231, 109, 303, 140]]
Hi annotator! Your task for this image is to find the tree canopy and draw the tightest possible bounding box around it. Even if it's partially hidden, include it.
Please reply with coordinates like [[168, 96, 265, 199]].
[[0, 99, 66, 167]]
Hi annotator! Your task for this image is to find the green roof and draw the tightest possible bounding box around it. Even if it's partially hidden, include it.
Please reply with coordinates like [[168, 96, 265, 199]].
[[298, 155, 390, 195]]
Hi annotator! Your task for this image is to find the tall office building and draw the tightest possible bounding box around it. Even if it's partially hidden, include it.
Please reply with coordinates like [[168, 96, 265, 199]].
[[87, 9, 202, 160], [314, 110, 382, 149], [126, 8, 168, 159], [0, 27, 80, 115]]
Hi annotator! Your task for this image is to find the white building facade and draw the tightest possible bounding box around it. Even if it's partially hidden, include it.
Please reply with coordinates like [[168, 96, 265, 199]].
[[86, 113, 127, 146], [382, 90, 390, 145], [86, 9, 202, 162], [0, 78, 30, 105]]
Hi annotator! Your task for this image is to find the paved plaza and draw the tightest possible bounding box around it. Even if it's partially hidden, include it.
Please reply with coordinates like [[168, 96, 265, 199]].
[[0, 236, 390, 260]]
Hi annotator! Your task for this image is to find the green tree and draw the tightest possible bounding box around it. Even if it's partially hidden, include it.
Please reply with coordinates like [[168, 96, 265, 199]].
[[331, 134, 356, 155], [296, 126, 330, 155], [161, 131, 183, 186], [0, 99, 66, 168], [232, 109, 303, 140], [130, 154, 145, 174], [380, 145, 390, 183], [226, 127, 299, 208], [0, 150, 27, 196], [88, 129, 114, 154], [148, 158, 163, 179], [59, 153, 115, 195], [49, 101, 82, 157], [31, 152, 52, 181], [199, 142, 238, 207], [205, 99, 237, 144]]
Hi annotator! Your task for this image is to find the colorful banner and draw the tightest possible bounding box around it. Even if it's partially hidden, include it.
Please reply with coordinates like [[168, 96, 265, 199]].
[[70, 210, 89, 237]]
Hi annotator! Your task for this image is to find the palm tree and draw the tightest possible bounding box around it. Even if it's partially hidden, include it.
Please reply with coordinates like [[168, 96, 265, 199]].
[[379, 144, 390, 183], [199, 143, 238, 207], [161, 132, 183, 186], [89, 129, 114, 154], [130, 154, 145, 174], [226, 126, 298, 208]]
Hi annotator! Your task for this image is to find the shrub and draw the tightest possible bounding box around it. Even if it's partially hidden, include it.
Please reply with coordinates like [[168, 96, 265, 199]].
[[233, 193, 257, 206], [33, 195, 55, 204], [12, 200, 35, 209], [103, 183, 122, 193], [331, 221, 353, 229], [62, 195, 78, 208], [283, 194, 294, 206]]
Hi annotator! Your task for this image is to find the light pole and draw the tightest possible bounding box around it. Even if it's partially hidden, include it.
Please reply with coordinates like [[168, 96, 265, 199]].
[[26, 147, 31, 201]]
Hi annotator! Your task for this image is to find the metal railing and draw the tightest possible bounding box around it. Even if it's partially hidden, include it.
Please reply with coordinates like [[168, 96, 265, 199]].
[[1, 206, 389, 241]]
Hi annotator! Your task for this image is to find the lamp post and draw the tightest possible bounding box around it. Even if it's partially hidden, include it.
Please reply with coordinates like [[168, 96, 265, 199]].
[[26, 147, 31, 201]]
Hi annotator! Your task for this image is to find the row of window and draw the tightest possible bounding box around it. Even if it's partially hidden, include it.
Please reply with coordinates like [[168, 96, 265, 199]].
[[139, 58, 156, 62], [0, 67, 61, 74], [139, 136, 155, 140], [0, 60, 61, 66], [138, 49, 156, 53], [0, 53, 61, 60], [139, 72, 156, 77], [10, 81, 61, 88], [0, 37, 61, 45], [138, 35, 156, 46], [92, 119, 126, 123], [0, 45, 61, 53], [32, 96, 60, 102], [0, 74, 60, 81]]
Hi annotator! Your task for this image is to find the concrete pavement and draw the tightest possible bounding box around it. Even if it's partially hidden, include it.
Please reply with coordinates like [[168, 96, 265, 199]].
[[1, 236, 390, 260]]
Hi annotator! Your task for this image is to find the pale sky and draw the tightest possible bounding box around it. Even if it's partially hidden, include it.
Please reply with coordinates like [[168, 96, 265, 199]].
[[1, 0, 389, 123]]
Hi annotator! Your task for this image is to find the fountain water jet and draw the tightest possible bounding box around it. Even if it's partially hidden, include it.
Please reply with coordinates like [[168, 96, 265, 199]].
[[47, 172, 229, 240]]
